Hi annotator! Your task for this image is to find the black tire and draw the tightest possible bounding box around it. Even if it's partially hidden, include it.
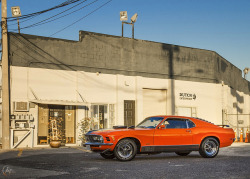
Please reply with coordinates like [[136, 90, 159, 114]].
[[100, 152, 115, 159], [175, 151, 191, 156], [114, 139, 137, 161], [199, 137, 219, 158]]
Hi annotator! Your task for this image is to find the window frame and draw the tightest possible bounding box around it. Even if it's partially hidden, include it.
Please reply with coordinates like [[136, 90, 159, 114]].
[[186, 119, 196, 129], [162, 118, 188, 129]]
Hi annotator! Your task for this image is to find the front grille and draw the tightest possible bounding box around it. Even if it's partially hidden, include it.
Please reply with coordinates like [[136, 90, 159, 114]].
[[85, 135, 103, 143]]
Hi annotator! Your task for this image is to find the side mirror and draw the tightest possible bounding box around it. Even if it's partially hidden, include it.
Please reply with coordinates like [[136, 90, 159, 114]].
[[159, 124, 165, 129]]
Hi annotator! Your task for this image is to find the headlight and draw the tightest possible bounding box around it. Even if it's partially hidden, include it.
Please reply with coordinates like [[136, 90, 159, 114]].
[[92, 136, 103, 142], [86, 135, 104, 143]]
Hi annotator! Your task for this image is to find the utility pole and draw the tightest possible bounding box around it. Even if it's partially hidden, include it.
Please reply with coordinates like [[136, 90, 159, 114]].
[[1, 0, 10, 149]]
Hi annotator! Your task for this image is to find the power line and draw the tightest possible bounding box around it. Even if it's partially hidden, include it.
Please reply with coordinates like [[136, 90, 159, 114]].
[[8, 0, 87, 26], [12, 0, 100, 31], [7, 0, 83, 22], [49, 0, 112, 37]]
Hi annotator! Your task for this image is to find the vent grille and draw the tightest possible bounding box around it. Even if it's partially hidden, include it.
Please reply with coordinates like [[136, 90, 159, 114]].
[[14, 102, 29, 112]]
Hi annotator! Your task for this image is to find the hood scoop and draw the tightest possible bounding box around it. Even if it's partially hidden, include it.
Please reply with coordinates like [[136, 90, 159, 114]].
[[113, 125, 135, 129], [113, 125, 127, 129]]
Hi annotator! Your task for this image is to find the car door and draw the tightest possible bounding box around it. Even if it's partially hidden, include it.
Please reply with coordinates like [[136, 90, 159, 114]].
[[154, 118, 193, 147]]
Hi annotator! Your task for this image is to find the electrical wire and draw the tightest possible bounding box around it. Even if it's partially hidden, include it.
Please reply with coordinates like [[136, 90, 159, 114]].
[[14, 0, 99, 30], [9, 0, 112, 36], [7, 0, 83, 22], [21, 0, 90, 28], [49, 0, 112, 37], [8, 0, 87, 26]]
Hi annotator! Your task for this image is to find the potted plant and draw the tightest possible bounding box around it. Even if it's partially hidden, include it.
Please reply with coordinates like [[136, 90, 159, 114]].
[[49, 118, 62, 148], [78, 117, 94, 143]]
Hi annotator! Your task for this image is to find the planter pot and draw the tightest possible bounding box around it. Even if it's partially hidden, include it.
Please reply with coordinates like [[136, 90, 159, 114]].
[[50, 140, 61, 148]]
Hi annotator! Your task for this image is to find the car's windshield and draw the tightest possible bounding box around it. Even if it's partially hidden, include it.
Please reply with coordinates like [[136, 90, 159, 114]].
[[136, 117, 164, 128]]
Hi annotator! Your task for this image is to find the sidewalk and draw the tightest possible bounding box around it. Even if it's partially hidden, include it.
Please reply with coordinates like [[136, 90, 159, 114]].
[[0, 146, 90, 155], [231, 142, 250, 147]]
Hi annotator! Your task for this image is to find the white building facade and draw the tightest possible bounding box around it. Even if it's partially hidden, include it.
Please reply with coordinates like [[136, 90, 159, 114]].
[[0, 31, 249, 148]]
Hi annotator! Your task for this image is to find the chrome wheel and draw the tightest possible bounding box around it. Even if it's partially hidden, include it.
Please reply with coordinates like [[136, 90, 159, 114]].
[[117, 142, 133, 159], [199, 137, 219, 158], [114, 139, 137, 161], [204, 140, 218, 156]]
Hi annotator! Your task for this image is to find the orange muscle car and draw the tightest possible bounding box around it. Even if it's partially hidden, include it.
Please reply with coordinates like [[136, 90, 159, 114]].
[[84, 116, 235, 161]]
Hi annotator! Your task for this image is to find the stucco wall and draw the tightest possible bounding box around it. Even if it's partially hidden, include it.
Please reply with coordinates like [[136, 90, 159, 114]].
[[11, 66, 249, 125], [9, 64, 250, 145]]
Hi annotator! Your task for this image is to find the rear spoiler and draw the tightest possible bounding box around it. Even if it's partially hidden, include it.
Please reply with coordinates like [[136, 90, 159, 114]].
[[217, 125, 230, 128]]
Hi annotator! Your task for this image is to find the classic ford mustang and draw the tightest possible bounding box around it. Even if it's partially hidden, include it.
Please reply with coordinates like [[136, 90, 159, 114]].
[[84, 116, 235, 161]]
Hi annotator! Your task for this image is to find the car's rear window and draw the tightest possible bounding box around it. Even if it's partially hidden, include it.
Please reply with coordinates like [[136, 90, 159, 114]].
[[187, 120, 195, 128]]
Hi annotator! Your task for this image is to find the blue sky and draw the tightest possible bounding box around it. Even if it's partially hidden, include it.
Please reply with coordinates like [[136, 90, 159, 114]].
[[1, 0, 250, 79]]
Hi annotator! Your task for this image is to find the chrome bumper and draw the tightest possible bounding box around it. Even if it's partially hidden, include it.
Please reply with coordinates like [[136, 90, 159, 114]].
[[84, 142, 113, 147]]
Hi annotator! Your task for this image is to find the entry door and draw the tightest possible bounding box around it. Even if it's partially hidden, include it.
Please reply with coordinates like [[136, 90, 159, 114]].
[[49, 105, 66, 144], [124, 100, 135, 126]]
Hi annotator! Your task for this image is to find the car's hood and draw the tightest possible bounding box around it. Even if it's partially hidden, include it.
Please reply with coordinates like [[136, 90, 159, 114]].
[[85, 127, 151, 135]]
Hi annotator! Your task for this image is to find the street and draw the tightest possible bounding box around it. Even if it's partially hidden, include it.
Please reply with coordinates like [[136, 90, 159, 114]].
[[0, 143, 250, 179]]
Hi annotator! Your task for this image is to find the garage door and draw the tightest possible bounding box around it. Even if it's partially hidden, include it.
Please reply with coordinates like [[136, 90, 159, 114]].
[[143, 89, 167, 118]]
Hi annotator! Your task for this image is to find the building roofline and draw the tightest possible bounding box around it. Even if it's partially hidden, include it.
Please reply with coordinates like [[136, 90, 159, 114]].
[[8, 31, 243, 75], [79, 30, 242, 72], [8, 32, 78, 43]]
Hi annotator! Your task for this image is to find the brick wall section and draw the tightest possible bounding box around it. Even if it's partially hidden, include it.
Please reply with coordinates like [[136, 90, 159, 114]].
[[8, 31, 250, 94]]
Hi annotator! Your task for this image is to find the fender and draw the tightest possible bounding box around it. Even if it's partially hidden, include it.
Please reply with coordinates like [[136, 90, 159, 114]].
[[116, 134, 142, 145], [199, 133, 221, 146]]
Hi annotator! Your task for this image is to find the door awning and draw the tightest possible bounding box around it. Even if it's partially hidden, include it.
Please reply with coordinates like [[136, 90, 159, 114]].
[[29, 88, 89, 106], [29, 99, 89, 106]]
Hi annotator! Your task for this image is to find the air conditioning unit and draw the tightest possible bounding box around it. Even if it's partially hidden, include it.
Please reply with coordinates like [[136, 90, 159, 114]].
[[14, 102, 29, 112]]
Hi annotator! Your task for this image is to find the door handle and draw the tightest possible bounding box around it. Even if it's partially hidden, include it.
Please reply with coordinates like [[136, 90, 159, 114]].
[[186, 130, 191, 133]]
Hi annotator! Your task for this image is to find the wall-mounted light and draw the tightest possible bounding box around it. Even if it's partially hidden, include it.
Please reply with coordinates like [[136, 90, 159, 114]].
[[243, 67, 250, 79], [124, 81, 129, 86], [130, 13, 138, 23], [120, 11, 138, 39], [120, 11, 128, 21], [11, 6, 21, 33]]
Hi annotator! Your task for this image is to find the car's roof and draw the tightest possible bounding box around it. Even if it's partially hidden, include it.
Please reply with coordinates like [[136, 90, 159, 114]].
[[147, 115, 194, 119], [147, 115, 216, 127]]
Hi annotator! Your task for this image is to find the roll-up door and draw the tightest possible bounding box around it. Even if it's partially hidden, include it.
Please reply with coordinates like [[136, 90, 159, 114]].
[[143, 89, 167, 118]]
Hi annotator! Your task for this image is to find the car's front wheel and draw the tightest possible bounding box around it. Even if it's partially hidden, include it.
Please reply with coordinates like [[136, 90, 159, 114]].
[[114, 139, 137, 161], [175, 151, 191, 156], [100, 151, 115, 159], [199, 137, 219, 158]]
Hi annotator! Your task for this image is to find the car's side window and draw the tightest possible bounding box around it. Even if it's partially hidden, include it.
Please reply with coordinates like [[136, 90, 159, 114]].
[[164, 118, 187, 129], [187, 120, 195, 128]]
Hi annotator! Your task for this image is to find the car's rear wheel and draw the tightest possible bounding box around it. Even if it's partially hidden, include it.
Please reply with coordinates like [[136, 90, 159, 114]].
[[100, 151, 115, 159], [114, 139, 137, 161], [175, 151, 191, 156], [199, 137, 219, 158]]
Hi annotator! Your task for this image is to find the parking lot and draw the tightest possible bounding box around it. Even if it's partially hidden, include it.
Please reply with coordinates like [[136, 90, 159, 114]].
[[0, 143, 250, 179]]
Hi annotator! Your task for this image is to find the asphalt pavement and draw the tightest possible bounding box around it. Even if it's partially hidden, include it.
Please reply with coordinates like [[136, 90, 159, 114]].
[[0, 142, 250, 179]]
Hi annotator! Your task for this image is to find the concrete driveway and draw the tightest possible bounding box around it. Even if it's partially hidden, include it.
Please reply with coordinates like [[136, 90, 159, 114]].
[[0, 142, 249, 178]]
